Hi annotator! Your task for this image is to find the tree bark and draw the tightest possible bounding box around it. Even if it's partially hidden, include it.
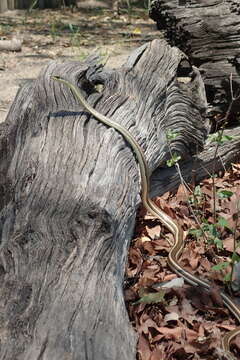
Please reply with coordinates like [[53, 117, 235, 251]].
[[7, 0, 15, 10], [0, 39, 209, 360], [12, 0, 62, 9], [149, 0, 240, 118], [0, 0, 8, 13]]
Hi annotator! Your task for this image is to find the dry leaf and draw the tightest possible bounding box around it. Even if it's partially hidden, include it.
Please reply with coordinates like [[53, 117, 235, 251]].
[[164, 312, 179, 323], [149, 348, 164, 360], [138, 334, 151, 360], [126, 161, 240, 360], [146, 225, 161, 240]]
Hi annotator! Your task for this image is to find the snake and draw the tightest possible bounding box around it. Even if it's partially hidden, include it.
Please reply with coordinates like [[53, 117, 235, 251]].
[[51, 75, 240, 358]]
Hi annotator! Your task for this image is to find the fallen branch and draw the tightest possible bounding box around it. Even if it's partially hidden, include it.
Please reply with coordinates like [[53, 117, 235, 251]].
[[0, 38, 22, 52]]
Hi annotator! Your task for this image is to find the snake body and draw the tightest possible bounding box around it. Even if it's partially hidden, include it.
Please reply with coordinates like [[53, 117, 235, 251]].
[[52, 76, 240, 358]]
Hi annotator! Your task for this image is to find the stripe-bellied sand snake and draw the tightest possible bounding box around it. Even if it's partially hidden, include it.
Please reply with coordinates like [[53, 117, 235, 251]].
[[52, 76, 240, 358]]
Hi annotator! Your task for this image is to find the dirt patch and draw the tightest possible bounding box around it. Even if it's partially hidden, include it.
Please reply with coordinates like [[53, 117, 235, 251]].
[[0, 7, 161, 123]]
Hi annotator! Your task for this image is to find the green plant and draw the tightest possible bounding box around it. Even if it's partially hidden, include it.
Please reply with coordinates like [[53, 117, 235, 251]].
[[208, 77, 240, 223], [206, 80, 240, 286], [50, 21, 57, 42], [68, 23, 81, 47], [22, 0, 38, 25], [166, 129, 180, 141], [166, 129, 182, 167], [134, 288, 166, 305], [190, 216, 230, 249], [188, 185, 204, 208], [28, 0, 38, 12], [168, 78, 240, 292], [126, 0, 133, 23], [228, 201, 240, 287]]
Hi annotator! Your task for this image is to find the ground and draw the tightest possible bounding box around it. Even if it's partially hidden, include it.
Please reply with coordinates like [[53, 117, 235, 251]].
[[1, 6, 240, 360], [0, 6, 160, 123]]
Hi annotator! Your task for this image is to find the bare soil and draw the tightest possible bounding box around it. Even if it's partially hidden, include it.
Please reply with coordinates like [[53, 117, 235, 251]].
[[0, 7, 160, 123]]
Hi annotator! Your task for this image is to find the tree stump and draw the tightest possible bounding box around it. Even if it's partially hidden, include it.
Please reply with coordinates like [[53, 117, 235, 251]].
[[149, 0, 240, 120], [0, 38, 230, 360]]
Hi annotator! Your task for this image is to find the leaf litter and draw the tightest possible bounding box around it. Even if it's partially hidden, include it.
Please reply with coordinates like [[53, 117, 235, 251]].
[[125, 162, 240, 359]]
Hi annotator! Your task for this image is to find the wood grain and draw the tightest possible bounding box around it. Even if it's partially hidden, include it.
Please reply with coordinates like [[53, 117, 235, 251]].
[[0, 39, 209, 359], [150, 0, 240, 117]]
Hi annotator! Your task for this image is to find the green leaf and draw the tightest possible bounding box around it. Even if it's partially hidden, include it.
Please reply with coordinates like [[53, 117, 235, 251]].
[[207, 133, 222, 144], [221, 134, 234, 142], [188, 228, 203, 238], [224, 272, 231, 283], [134, 290, 165, 305], [231, 252, 240, 263], [217, 190, 233, 199], [166, 153, 181, 167], [214, 237, 223, 249], [212, 261, 229, 271], [208, 132, 235, 145], [193, 185, 202, 197], [69, 23, 74, 32], [217, 216, 230, 228], [203, 223, 219, 238], [166, 129, 180, 141], [29, 0, 38, 12]]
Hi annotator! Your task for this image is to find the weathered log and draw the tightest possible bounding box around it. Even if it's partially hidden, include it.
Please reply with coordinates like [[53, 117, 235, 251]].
[[150, 126, 240, 198], [149, 0, 240, 119], [76, 0, 109, 9], [0, 38, 22, 51], [0, 39, 210, 359]]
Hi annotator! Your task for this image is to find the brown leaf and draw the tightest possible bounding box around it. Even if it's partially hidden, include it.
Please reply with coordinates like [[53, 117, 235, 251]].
[[161, 191, 170, 200], [152, 326, 198, 342], [140, 236, 152, 243], [228, 192, 240, 216], [179, 205, 190, 217], [138, 318, 164, 338], [199, 257, 212, 272], [124, 288, 137, 302], [154, 198, 177, 220], [163, 274, 177, 282], [223, 236, 235, 252], [142, 241, 157, 256], [186, 286, 213, 308], [126, 161, 240, 360], [216, 324, 236, 331], [152, 238, 171, 251], [176, 183, 190, 203], [149, 347, 164, 360], [201, 185, 213, 197], [127, 247, 143, 277], [137, 334, 152, 360], [146, 225, 161, 240], [232, 333, 240, 350], [164, 312, 179, 323], [139, 264, 160, 287]]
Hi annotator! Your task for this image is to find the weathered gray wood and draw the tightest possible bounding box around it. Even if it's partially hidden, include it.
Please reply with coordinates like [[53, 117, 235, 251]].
[[0, 39, 208, 360], [149, 0, 240, 118], [0, 38, 22, 51], [0, 0, 8, 13]]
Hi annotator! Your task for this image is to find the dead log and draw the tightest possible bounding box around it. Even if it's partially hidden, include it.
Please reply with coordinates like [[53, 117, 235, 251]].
[[150, 126, 240, 198], [76, 0, 109, 9], [0, 38, 22, 51], [149, 0, 240, 120], [0, 39, 219, 360]]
